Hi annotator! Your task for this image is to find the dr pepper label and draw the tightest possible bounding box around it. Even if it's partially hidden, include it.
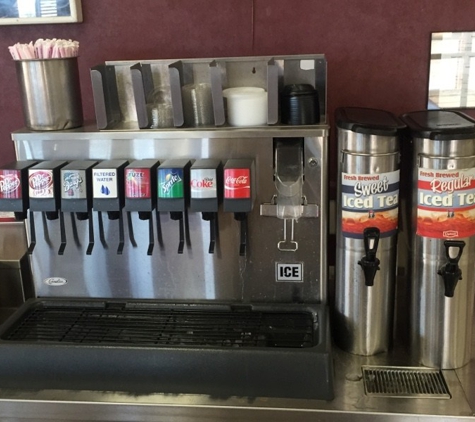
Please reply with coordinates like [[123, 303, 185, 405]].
[[417, 168, 475, 239], [341, 170, 399, 239]]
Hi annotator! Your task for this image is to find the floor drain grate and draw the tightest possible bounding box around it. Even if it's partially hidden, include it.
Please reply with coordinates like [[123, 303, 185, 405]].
[[362, 366, 451, 399]]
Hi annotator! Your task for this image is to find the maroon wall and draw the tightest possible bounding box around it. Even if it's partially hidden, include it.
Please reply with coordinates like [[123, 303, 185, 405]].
[[1, 0, 474, 174]]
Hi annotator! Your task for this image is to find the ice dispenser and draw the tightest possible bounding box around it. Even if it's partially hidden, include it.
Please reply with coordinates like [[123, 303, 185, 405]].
[[401, 110, 475, 369], [334, 107, 404, 356]]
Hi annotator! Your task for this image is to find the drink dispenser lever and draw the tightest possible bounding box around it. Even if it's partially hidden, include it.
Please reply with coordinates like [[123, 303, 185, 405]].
[[28, 161, 68, 254], [438, 240, 465, 298], [358, 227, 381, 286], [223, 159, 254, 257], [157, 159, 191, 254], [124, 160, 160, 256], [92, 160, 128, 254], [190, 159, 222, 254], [60, 161, 98, 255]]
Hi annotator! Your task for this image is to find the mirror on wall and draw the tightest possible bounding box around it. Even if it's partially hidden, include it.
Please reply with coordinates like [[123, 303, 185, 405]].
[[0, 0, 82, 24], [428, 31, 475, 109]]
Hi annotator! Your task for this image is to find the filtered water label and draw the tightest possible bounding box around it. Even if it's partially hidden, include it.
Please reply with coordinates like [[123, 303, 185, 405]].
[[417, 168, 475, 239], [93, 168, 118, 198], [29, 170, 54, 198], [341, 170, 399, 239], [0, 170, 21, 199], [158, 168, 184, 198], [224, 168, 251, 199], [190, 169, 217, 199], [125, 168, 151, 198], [62, 170, 86, 199]]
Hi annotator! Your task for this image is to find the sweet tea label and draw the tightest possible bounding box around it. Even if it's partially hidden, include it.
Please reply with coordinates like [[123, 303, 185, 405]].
[[93, 168, 118, 198], [417, 168, 475, 239], [125, 168, 151, 199], [158, 168, 184, 199], [0, 170, 21, 199], [62, 170, 86, 199], [29, 169, 54, 198], [341, 170, 399, 239], [190, 169, 217, 199]]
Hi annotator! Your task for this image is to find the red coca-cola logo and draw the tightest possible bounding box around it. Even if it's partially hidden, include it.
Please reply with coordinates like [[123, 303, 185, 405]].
[[224, 169, 251, 199], [29, 171, 52, 191], [0, 172, 21, 198]]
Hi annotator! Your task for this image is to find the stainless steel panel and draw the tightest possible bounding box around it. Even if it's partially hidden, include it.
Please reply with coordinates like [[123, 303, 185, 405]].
[[13, 128, 327, 303]]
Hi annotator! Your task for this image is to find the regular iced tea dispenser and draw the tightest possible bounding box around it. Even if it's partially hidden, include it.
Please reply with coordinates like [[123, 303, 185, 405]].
[[334, 107, 404, 356], [401, 110, 475, 369]]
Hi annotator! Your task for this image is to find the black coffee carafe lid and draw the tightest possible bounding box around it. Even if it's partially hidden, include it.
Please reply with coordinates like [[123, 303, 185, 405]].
[[336, 107, 405, 136]]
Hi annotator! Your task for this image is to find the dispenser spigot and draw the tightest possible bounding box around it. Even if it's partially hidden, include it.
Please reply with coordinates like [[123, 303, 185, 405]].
[[438, 240, 465, 298], [358, 227, 381, 286]]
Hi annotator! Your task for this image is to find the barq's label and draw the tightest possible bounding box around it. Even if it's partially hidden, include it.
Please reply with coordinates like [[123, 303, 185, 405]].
[[0, 170, 21, 199], [341, 171, 399, 239], [417, 168, 475, 239], [62, 170, 86, 199]]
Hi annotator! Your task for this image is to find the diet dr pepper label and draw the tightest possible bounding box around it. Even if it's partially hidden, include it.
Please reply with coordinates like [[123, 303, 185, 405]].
[[0, 170, 22, 199], [29, 170, 54, 198], [158, 168, 184, 198], [125, 168, 151, 199], [224, 168, 251, 199], [341, 170, 399, 239], [417, 168, 475, 239]]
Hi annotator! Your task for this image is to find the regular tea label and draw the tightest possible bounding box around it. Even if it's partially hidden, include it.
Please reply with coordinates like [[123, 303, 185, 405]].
[[224, 168, 250, 199], [0, 170, 21, 199], [93, 168, 118, 198], [29, 170, 54, 198], [190, 169, 217, 199], [417, 168, 475, 239], [125, 168, 151, 199], [158, 168, 184, 198], [341, 171, 399, 239], [62, 170, 86, 199]]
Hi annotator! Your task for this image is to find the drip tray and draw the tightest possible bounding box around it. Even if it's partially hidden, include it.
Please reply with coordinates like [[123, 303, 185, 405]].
[[0, 299, 334, 400]]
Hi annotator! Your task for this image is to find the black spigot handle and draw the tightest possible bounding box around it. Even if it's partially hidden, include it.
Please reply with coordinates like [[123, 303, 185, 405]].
[[234, 212, 247, 256], [27, 210, 36, 254], [438, 240, 465, 298], [170, 211, 184, 254], [202, 212, 217, 254], [86, 209, 94, 255], [117, 211, 125, 255], [58, 211, 67, 255], [147, 215, 154, 256], [358, 227, 381, 287]]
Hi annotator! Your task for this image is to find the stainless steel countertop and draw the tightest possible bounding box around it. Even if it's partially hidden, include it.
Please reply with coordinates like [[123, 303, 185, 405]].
[[0, 321, 473, 422]]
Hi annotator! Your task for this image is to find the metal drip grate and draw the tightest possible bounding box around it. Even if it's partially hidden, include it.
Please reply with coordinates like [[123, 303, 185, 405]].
[[362, 366, 451, 398], [1, 302, 315, 349]]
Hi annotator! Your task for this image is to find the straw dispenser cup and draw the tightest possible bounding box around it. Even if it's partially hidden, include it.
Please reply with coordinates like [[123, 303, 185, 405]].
[[334, 107, 405, 356], [401, 110, 475, 369], [11, 40, 83, 131]]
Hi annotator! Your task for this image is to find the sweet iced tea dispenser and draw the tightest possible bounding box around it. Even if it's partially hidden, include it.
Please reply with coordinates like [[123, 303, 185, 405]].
[[401, 110, 475, 369], [334, 107, 405, 356]]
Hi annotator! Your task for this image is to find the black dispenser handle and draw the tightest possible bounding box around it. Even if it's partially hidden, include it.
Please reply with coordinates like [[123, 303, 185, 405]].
[[234, 212, 247, 256], [202, 212, 217, 254], [117, 211, 125, 255], [27, 210, 36, 254], [438, 240, 465, 298], [170, 211, 185, 254], [86, 209, 95, 255], [358, 227, 381, 287], [58, 211, 67, 255]]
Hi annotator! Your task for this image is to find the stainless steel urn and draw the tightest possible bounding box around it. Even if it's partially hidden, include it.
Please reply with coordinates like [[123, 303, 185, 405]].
[[402, 110, 475, 369], [334, 107, 404, 355]]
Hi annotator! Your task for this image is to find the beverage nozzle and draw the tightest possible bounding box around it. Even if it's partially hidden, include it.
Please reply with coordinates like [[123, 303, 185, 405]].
[[124, 160, 160, 255], [190, 159, 222, 254], [223, 159, 254, 257], [358, 227, 381, 287], [92, 160, 128, 254], [438, 240, 465, 298], [157, 159, 191, 254], [28, 161, 68, 254], [60, 161, 98, 255]]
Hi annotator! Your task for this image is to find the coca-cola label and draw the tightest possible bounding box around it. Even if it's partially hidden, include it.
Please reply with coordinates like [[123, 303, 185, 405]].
[[29, 170, 54, 198], [62, 170, 86, 199], [190, 169, 217, 199], [224, 169, 251, 199], [125, 168, 151, 198], [0, 170, 21, 199], [93, 168, 118, 198]]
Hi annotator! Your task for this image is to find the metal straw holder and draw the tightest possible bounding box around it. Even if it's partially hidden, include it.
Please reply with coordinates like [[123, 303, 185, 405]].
[[15, 57, 83, 131]]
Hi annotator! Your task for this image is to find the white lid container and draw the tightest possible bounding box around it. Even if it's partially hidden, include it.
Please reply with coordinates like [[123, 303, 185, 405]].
[[223, 87, 268, 127]]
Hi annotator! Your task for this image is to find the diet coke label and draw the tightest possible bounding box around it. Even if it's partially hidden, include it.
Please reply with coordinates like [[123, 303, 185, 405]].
[[190, 169, 217, 199], [224, 169, 251, 199], [29, 170, 54, 198], [0, 170, 21, 199]]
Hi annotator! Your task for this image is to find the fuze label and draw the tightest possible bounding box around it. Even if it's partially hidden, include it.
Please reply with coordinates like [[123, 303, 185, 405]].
[[417, 168, 475, 239], [0, 170, 21, 199], [190, 169, 217, 199], [341, 170, 399, 239], [158, 168, 184, 198], [29, 170, 54, 198], [125, 168, 151, 198], [93, 169, 118, 198], [224, 168, 250, 199], [62, 170, 86, 199]]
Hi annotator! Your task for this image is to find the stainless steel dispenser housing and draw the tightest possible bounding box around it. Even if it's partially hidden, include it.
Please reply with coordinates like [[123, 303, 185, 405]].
[[402, 110, 475, 369], [334, 107, 404, 356]]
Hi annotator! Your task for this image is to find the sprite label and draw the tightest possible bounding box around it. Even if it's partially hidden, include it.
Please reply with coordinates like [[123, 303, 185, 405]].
[[158, 168, 184, 198]]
